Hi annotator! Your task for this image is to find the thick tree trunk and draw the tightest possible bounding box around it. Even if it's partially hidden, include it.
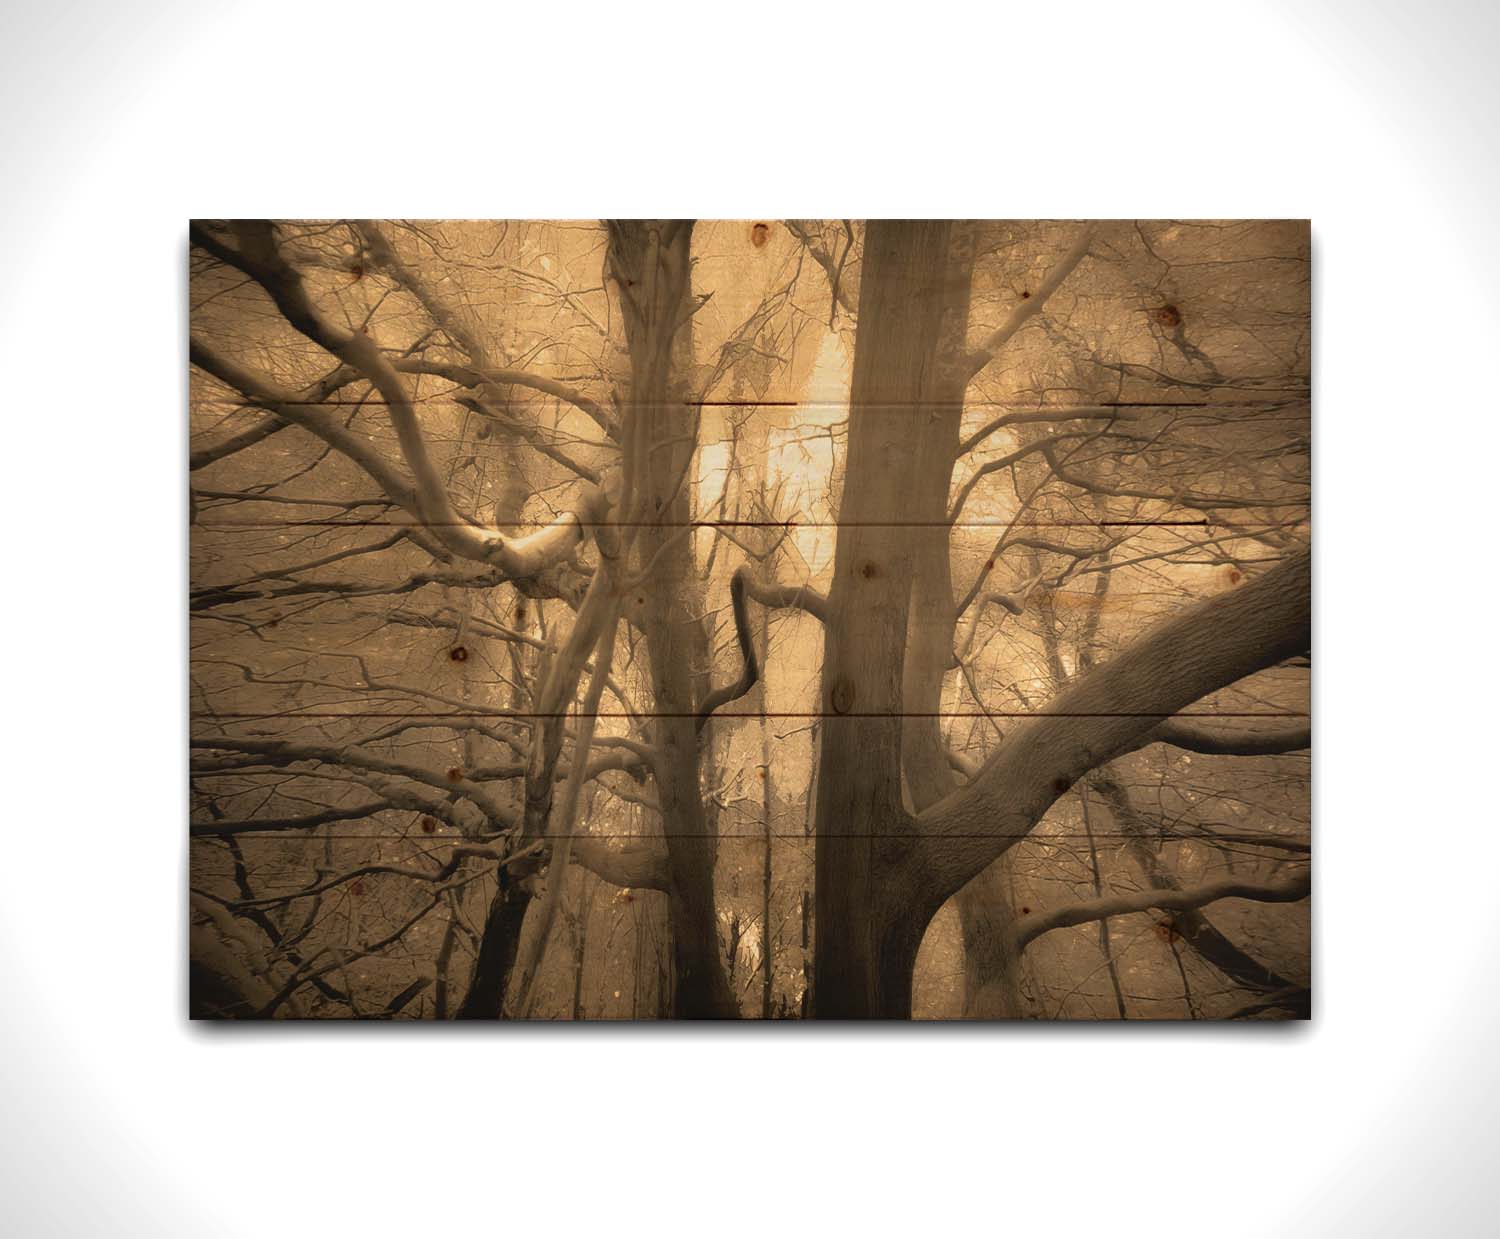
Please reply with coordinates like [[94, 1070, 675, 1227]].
[[812, 220, 963, 1018], [956, 860, 1029, 1018], [811, 221, 1312, 1018], [882, 222, 1034, 1020]]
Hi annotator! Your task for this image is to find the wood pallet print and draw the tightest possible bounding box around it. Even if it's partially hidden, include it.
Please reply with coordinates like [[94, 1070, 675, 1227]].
[[188, 220, 1311, 1020]]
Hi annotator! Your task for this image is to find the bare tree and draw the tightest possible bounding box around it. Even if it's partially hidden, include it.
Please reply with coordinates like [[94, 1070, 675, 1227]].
[[189, 218, 1308, 1020]]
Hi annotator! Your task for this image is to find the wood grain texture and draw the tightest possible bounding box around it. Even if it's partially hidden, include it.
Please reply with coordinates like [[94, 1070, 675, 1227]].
[[189, 220, 1310, 1020]]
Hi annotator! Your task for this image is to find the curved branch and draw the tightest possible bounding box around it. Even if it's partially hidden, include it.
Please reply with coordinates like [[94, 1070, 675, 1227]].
[[695, 564, 832, 729], [191, 222, 607, 575], [1013, 869, 1310, 952], [737, 569, 828, 623], [696, 569, 759, 731], [391, 357, 615, 439], [915, 546, 1311, 902], [189, 337, 421, 512], [1135, 718, 1311, 756], [569, 836, 672, 891]]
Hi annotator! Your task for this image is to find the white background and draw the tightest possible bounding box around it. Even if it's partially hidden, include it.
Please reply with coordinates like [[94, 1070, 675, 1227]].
[[2, 1, 1495, 1234]]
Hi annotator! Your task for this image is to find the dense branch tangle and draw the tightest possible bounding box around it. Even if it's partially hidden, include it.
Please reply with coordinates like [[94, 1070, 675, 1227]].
[[189, 219, 1309, 1020]]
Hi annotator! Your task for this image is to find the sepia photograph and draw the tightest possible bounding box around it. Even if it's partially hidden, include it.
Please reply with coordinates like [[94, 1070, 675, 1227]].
[[189, 219, 1310, 1020], [6, 1, 1500, 1234]]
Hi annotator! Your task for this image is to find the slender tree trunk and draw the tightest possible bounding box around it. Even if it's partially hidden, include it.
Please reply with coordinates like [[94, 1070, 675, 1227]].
[[457, 579, 615, 1017], [453, 454, 549, 1017], [456, 872, 531, 1018], [609, 221, 738, 1018], [799, 889, 811, 1019], [745, 456, 777, 1021], [570, 872, 593, 1020], [759, 597, 775, 1020], [1079, 787, 1130, 1018]]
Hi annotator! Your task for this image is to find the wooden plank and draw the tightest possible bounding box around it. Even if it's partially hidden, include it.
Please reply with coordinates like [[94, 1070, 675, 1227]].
[[188, 219, 1310, 1021]]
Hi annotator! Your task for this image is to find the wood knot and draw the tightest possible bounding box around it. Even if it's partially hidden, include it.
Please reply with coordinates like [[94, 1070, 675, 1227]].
[[829, 677, 856, 715]]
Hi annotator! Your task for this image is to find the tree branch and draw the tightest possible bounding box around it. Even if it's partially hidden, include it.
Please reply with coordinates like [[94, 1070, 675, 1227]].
[[1133, 718, 1311, 756], [914, 546, 1311, 902], [696, 568, 759, 731], [189, 337, 421, 512], [190, 801, 389, 837], [1013, 869, 1310, 952], [568, 835, 671, 891], [190, 737, 514, 828], [736, 569, 828, 623], [190, 221, 608, 576], [961, 224, 1096, 383], [189, 411, 290, 471], [784, 220, 858, 318]]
